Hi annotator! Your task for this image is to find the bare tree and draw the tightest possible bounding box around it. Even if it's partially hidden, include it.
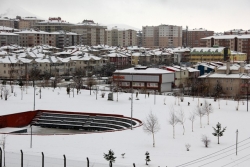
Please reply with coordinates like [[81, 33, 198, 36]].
[[189, 111, 196, 132], [0, 134, 7, 166], [203, 100, 213, 125], [85, 76, 97, 95], [73, 77, 83, 95], [3, 88, 10, 101], [177, 108, 186, 135], [143, 112, 160, 147], [168, 106, 179, 139], [201, 135, 211, 148], [195, 106, 205, 128]]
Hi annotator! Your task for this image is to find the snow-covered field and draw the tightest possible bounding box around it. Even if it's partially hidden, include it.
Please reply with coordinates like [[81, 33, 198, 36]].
[[1, 85, 250, 167]]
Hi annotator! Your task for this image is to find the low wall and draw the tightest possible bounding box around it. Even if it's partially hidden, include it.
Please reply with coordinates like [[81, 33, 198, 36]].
[[0, 111, 38, 128]]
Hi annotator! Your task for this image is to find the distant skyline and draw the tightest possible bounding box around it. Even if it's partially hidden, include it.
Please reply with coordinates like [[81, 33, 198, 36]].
[[1, 0, 250, 32]]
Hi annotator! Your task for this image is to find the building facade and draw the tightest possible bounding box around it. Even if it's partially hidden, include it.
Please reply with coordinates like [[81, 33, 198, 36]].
[[34, 17, 73, 32], [105, 27, 137, 47], [0, 32, 19, 46], [200, 35, 250, 61], [0, 18, 14, 28], [18, 17, 44, 30], [113, 66, 175, 93], [71, 20, 106, 46], [142, 24, 182, 48], [182, 28, 214, 47]]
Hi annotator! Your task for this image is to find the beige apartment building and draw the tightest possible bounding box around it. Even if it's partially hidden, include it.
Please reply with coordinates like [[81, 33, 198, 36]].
[[71, 20, 106, 46], [0, 18, 14, 28], [18, 17, 44, 30], [199, 63, 249, 98], [15, 30, 56, 47], [142, 24, 182, 48], [34, 17, 73, 32], [105, 27, 137, 47]]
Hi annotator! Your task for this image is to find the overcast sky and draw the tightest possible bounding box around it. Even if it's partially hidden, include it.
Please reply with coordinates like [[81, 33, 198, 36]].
[[1, 0, 250, 32]]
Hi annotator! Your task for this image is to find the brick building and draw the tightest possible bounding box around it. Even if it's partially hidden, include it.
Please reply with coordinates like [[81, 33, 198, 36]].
[[182, 28, 214, 47]]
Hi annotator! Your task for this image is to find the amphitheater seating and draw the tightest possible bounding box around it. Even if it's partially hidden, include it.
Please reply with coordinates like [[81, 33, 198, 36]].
[[31, 111, 139, 132]]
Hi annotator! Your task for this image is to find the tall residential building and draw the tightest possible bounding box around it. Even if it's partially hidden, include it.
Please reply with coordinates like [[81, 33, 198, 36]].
[[0, 32, 19, 46], [105, 27, 137, 47], [50, 31, 82, 48], [71, 20, 106, 46], [0, 17, 14, 28], [200, 34, 250, 61], [142, 24, 182, 48], [34, 17, 73, 32], [18, 16, 44, 30], [182, 28, 214, 47]]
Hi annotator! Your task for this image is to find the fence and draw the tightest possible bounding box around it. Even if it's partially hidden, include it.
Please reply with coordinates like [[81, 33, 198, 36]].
[[0, 148, 136, 167]]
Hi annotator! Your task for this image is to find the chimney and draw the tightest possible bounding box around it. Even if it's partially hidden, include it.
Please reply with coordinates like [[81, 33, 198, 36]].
[[226, 61, 230, 75]]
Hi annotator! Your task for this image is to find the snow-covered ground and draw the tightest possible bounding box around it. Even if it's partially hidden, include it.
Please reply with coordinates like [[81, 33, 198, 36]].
[[1, 85, 250, 167]]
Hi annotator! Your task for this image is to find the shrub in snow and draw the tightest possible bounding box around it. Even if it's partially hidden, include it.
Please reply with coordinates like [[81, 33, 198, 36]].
[[185, 144, 191, 151], [145, 151, 150, 165], [201, 135, 211, 148], [104, 149, 116, 167]]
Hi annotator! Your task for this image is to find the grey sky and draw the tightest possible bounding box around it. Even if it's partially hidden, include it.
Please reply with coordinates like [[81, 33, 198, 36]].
[[1, 0, 250, 32]]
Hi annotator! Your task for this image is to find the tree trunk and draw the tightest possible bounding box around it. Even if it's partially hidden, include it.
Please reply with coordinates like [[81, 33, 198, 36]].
[[182, 124, 185, 135], [207, 113, 209, 125], [200, 116, 202, 128], [153, 133, 155, 147], [90, 87, 91, 95], [173, 126, 175, 139], [218, 136, 220, 144], [192, 122, 193, 132]]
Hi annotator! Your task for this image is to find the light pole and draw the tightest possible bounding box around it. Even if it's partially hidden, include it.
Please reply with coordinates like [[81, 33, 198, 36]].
[[131, 73, 134, 130], [33, 63, 38, 111], [30, 124, 32, 148]]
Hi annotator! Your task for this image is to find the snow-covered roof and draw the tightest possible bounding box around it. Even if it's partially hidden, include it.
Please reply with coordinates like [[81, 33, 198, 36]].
[[15, 29, 49, 34], [202, 34, 250, 40], [0, 26, 19, 31], [115, 67, 173, 74], [191, 47, 225, 53], [0, 31, 18, 36]]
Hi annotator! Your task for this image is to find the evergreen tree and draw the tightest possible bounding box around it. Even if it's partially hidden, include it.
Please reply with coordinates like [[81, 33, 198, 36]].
[[212, 122, 226, 144], [104, 149, 116, 167], [145, 151, 151, 165]]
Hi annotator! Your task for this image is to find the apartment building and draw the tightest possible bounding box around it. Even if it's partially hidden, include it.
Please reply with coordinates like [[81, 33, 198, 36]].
[[105, 27, 137, 47], [200, 34, 250, 61], [142, 24, 182, 48], [199, 62, 249, 98], [18, 17, 44, 30], [0, 18, 14, 28], [71, 20, 106, 46], [15, 29, 55, 47], [182, 28, 214, 47], [34, 17, 73, 32], [0, 32, 19, 46], [50, 31, 82, 48], [224, 29, 250, 35]]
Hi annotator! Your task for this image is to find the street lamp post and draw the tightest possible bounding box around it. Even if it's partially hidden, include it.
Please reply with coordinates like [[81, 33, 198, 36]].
[[131, 73, 134, 130], [33, 63, 38, 111], [30, 124, 32, 148]]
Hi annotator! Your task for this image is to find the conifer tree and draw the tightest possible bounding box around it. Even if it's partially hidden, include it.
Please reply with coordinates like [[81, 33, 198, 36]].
[[104, 149, 116, 167], [145, 151, 151, 165], [212, 122, 226, 144]]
